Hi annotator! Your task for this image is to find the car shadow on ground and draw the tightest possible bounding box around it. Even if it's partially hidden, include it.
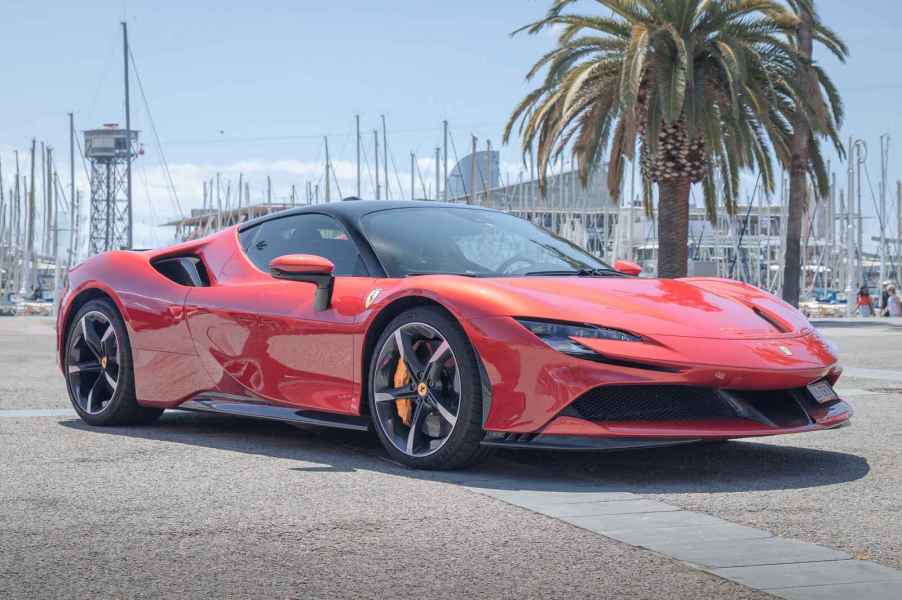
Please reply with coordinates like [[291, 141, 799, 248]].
[[58, 409, 870, 496]]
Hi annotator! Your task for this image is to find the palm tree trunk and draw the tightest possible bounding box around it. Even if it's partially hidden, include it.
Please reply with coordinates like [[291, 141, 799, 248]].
[[657, 177, 691, 278], [783, 9, 814, 307]]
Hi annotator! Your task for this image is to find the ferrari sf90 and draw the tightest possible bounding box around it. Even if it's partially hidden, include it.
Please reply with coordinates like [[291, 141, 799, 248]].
[[57, 200, 851, 469]]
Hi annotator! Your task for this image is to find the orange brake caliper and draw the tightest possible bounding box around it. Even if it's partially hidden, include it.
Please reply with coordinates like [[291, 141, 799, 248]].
[[393, 357, 413, 426]]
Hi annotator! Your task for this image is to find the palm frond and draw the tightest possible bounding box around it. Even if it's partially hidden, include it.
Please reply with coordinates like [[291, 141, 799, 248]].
[[505, 0, 846, 225]]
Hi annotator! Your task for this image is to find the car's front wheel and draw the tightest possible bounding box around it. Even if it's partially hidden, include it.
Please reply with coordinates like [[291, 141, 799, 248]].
[[64, 298, 163, 426], [368, 307, 488, 469]]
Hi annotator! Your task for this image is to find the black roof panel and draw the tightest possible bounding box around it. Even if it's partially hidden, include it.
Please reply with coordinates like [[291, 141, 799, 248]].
[[238, 199, 493, 231]]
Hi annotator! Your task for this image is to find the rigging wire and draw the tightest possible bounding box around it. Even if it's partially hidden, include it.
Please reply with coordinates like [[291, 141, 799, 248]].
[[862, 161, 886, 231], [331, 161, 343, 200], [86, 30, 121, 127], [729, 171, 762, 281], [128, 46, 184, 219], [448, 130, 464, 197], [360, 142, 376, 196], [330, 129, 354, 200], [73, 134, 92, 193], [414, 156, 429, 199], [162, 122, 505, 147], [388, 149, 408, 201], [72, 133, 94, 260], [138, 160, 160, 246], [52, 173, 69, 214]]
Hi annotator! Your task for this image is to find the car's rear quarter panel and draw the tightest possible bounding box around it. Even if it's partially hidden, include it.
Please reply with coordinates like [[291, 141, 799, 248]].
[[60, 248, 216, 408]]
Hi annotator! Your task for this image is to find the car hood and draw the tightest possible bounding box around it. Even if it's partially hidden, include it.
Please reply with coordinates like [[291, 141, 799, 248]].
[[464, 276, 810, 340]]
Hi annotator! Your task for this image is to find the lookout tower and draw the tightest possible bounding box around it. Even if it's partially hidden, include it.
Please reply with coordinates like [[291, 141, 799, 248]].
[[84, 124, 139, 253]]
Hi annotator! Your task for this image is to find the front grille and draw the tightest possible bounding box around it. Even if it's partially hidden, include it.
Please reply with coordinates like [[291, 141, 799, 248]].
[[568, 385, 737, 422], [726, 388, 812, 428], [567, 385, 814, 427]]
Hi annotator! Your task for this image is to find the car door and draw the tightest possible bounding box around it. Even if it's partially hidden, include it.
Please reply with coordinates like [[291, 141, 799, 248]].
[[185, 213, 375, 414]]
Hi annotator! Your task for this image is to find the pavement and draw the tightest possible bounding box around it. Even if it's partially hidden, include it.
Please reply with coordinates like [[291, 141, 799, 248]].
[[1, 316, 900, 599]]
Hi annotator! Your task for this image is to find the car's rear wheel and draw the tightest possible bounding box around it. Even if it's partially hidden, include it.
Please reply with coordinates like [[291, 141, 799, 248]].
[[368, 307, 488, 469], [64, 298, 163, 426]]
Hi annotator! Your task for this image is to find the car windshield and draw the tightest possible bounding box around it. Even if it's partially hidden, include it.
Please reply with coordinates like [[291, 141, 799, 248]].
[[360, 207, 612, 278]]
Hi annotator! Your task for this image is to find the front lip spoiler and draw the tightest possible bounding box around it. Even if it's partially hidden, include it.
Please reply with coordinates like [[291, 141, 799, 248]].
[[481, 432, 701, 452]]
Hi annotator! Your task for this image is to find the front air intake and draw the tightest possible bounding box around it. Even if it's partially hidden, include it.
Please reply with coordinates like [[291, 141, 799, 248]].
[[567, 386, 737, 421], [566, 385, 814, 427]]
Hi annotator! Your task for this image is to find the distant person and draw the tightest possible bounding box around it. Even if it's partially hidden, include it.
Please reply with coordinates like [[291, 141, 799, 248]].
[[857, 285, 874, 317], [880, 281, 892, 313], [884, 285, 902, 317]]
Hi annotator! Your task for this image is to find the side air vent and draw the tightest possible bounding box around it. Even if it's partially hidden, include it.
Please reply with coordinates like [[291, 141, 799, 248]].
[[151, 256, 210, 287]]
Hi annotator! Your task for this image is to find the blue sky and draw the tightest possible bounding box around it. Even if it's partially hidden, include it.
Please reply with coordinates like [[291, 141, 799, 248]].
[[2, 0, 901, 248]]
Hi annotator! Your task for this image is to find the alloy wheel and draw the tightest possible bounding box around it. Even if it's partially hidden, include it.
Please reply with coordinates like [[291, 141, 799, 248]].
[[67, 311, 120, 415], [372, 322, 462, 458]]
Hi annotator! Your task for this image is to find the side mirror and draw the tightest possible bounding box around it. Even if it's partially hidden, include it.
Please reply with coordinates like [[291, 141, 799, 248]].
[[270, 254, 335, 311], [613, 259, 642, 276]]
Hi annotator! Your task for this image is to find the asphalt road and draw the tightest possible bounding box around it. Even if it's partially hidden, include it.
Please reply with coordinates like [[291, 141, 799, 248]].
[[1, 316, 900, 599]]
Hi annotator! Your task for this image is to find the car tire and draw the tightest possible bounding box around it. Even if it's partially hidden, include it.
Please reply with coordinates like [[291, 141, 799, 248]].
[[368, 306, 489, 470], [64, 298, 163, 426]]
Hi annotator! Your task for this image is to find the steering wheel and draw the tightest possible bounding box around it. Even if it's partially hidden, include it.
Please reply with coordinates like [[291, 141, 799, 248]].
[[496, 254, 539, 275]]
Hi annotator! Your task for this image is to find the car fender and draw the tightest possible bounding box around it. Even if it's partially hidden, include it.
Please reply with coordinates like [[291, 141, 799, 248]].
[[358, 281, 503, 422]]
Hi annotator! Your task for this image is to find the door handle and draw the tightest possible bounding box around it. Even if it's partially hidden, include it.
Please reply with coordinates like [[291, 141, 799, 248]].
[[168, 305, 184, 321]]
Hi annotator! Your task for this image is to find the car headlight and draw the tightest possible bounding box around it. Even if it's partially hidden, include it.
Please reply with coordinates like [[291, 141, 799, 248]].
[[515, 318, 640, 357]]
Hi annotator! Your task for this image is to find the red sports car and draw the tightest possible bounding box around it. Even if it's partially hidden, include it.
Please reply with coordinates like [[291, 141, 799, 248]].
[[57, 200, 852, 469]]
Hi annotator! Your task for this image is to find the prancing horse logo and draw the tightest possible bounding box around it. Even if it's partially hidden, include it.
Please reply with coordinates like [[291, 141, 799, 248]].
[[778, 346, 793, 356], [365, 289, 382, 309]]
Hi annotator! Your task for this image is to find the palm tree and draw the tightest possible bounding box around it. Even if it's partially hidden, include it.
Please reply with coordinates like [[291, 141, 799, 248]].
[[781, 0, 848, 306], [505, 0, 843, 279]]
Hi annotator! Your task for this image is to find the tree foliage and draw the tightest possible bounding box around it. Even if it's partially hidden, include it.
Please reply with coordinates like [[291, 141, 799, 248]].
[[504, 0, 847, 223]]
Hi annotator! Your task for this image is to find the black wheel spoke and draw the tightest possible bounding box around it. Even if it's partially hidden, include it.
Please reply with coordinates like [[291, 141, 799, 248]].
[[374, 386, 419, 403], [86, 376, 105, 413], [68, 360, 101, 374], [104, 370, 118, 392], [100, 323, 117, 359], [394, 329, 425, 379], [405, 399, 428, 455], [81, 318, 104, 360], [428, 391, 457, 427], [425, 339, 450, 383]]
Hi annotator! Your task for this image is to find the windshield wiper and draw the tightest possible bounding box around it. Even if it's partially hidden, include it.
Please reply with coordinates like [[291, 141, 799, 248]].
[[406, 271, 483, 278], [524, 270, 583, 276], [524, 268, 622, 277], [582, 268, 624, 277]]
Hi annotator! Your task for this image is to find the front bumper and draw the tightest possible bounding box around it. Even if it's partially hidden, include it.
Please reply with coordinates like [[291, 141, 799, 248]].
[[536, 397, 852, 441], [463, 316, 851, 439]]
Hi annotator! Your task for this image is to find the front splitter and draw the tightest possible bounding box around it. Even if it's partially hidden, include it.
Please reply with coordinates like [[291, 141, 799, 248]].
[[481, 432, 702, 452]]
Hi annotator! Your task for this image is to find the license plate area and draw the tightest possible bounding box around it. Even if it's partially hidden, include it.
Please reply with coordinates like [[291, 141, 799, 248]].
[[807, 380, 839, 405]]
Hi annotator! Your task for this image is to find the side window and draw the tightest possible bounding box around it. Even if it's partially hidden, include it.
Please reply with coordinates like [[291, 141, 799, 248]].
[[240, 214, 367, 276]]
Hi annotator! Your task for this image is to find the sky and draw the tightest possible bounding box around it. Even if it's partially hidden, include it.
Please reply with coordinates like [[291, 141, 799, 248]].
[[2, 0, 902, 250]]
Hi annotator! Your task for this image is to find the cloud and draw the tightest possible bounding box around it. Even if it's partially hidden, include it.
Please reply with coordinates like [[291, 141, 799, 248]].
[[1, 150, 427, 249], [1, 148, 548, 252], [94, 156, 521, 248]]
